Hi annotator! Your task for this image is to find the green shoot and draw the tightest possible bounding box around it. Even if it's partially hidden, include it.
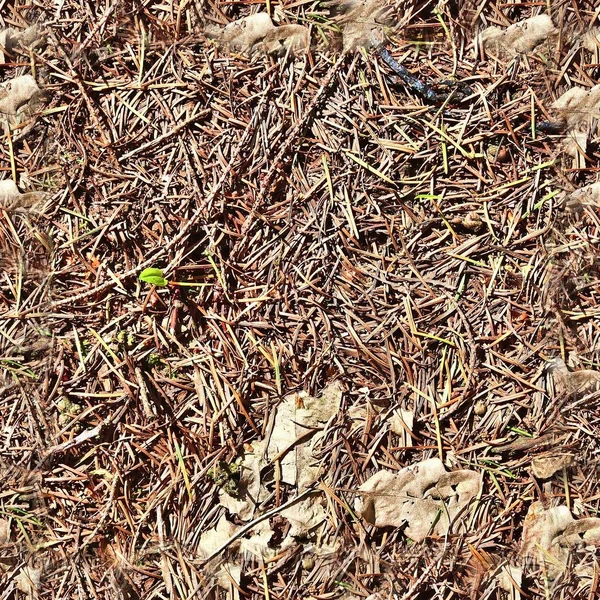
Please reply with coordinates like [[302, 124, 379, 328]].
[[139, 267, 210, 288]]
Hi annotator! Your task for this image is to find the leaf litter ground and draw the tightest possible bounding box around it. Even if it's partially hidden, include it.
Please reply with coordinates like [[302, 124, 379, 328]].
[[2, 1, 600, 599]]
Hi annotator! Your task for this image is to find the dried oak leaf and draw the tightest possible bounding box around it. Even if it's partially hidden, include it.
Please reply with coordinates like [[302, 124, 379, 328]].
[[218, 439, 269, 521], [0, 74, 44, 132], [265, 381, 343, 489], [521, 502, 600, 580], [550, 84, 600, 131], [15, 565, 42, 596], [328, 0, 394, 51], [531, 453, 574, 479], [582, 27, 600, 52], [206, 13, 275, 53], [480, 15, 557, 57], [261, 25, 310, 56], [0, 25, 45, 62], [547, 357, 600, 396], [355, 458, 481, 542], [280, 495, 327, 538], [0, 179, 45, 211]]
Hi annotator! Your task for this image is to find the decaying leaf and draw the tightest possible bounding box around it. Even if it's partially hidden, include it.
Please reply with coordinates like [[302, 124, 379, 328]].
[[329, 0, 394, 51], [480, 15, 557, 57], [198, 515, 239, 557], [239, 520, 274, 558], [0, 179, 45, 211], [198, 515, 273, 598], [496, 564, 523, 599], [583, 27, 600, 52], [15, 565, 42, 596], [549, 84, 600, 131], [388, 408, 414, 446], [355, 458, 481, 542], [521, 502, 600, 579], [561, 181, 600, 215], [0, 517, 9, 543], [218, 440, 268, 521], [0, 25, 45, 62], [206, 13, 275, 53], [531, 453, 574, 479], [280, 496, 327, 538], [560, 129, 588, 163], [0, 74, 44, 132], [0, 74, 42, 115], [265, 381, 343, 489], [547, 357, 600, 396], [261, 25, 310, 56]]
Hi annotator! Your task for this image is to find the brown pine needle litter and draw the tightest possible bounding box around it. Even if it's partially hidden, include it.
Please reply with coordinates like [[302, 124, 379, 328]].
[[3, 1, 600, 599]]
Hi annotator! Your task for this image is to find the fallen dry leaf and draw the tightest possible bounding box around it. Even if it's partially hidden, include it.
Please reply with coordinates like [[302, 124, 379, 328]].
[[218, 440, 268, 521], [0, 74, 44, 132], [265, 381, 343, 489], [15, 565, 42, 597], [206, 13, 275, 53], [582, 27, 600, 52], [480, 15, 557, 57], [0, 25, 45, 62], [239, 520, 274, 558], [0, 517, 9, 543], [329, 0, 394, 51], [355, 458, 481, 542], [261, 25, 310, 56], [561, 181, 600, 215], [198, 514, 239, 557], [531, 453, 574, 479], [521, 502, 600, 580], [547, 357, 600, 396], [0, 179, 45, 211], [0, 74, 42, 115], [280, 495, 327, 538], [197, 514, 273, 599], [388, 408, 414, 446], [496, 564, 522, 600], [549, 84, 600, 131]]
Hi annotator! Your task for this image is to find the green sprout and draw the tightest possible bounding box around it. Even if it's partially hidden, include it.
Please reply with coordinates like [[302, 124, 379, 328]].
[[139, 267, 208, 288]]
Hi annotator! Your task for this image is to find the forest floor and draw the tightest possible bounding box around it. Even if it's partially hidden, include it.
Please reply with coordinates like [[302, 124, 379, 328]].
[[1, 1, 600, 599]]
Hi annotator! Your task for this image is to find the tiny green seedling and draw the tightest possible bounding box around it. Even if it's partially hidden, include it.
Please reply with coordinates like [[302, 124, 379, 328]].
[[139, 267, 208, 288]]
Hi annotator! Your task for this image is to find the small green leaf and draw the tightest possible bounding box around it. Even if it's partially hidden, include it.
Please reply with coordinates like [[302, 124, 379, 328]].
[[139, 267, 169, 287]]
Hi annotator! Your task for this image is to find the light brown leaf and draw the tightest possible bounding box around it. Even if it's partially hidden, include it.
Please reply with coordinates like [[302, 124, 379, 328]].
[[206, 13, 275, 53], [521, 503, 600, 579], [330, 0, 394, 51], [15, 566, 42, 597], [355, 458, 481, 542], [0, 25, 45, 62], [480, 15, 557, 57], [531, 453, 574, 479], [0, 179, 45, 212], [550, 84, 600, 131], [0, 74, 41, 115], [261, 25, 310, 56], [265, 381, 343, 488], [561, 181, 600, 215], [280, 496, 327, 538], [547, 357, 600, 396]]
